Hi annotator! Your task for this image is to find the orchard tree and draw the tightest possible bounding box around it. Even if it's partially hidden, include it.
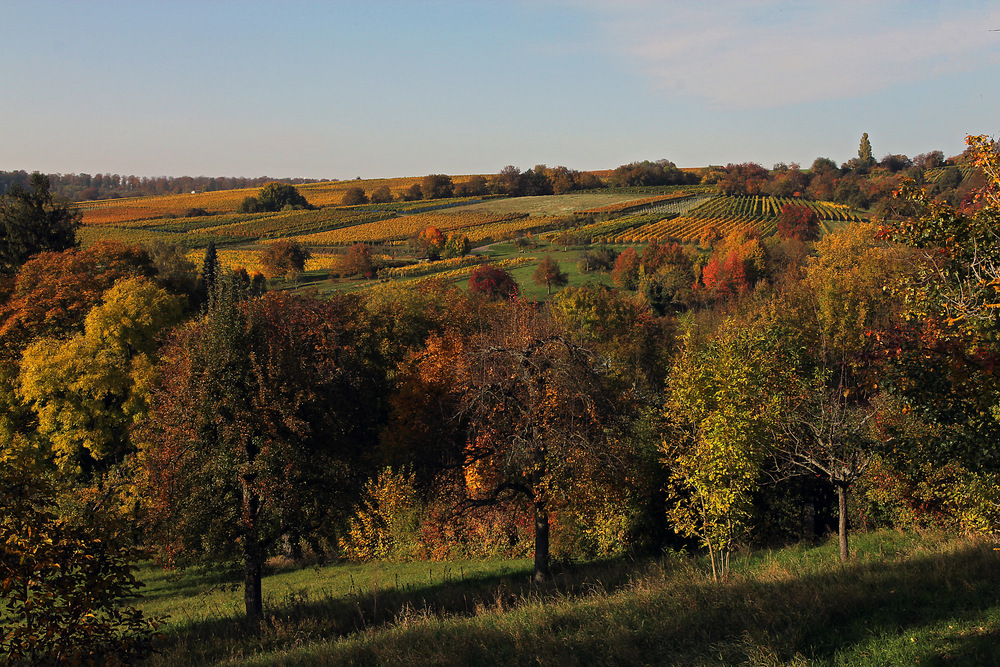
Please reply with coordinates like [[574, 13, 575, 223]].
[[138, 289, 385, 624], [259, 239, 311, 279], [532, 256, 568, 295], [468, 264, 519, 300], [456, 303, 622, 582], [0, 173, 80, 274]]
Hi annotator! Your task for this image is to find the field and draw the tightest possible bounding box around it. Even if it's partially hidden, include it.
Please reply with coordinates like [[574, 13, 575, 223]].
[[135, 531, 1000, 665], [73, 182, 865, 299]]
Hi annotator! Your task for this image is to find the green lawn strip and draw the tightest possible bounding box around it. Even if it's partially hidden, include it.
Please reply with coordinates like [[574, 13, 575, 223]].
[[142, 533, 998, 666]]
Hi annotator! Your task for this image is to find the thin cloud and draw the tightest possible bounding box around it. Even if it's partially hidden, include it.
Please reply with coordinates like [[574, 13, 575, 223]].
[[576, 0, 1000, 109]]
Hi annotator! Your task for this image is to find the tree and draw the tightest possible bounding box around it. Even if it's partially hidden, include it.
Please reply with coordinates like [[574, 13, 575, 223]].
[[401, 183, 423, 201], [777, 203, 820, 242], [0, 172, 80, 274], [468, 264, 519, 300], [0, 464, 159, 663], [370, 185, 393, 204], [442, 233, 470, 259], [0, 241, 155, 358], [259, 239, 311, 279], [201, 241, 220, 301], [663, 322, 792, 580], [18, 277, 185, 479], [611, 247, 641, 291], [422, 174, 454, 200], [145, 240, 198, 297], [256, 182, 310, 211], [532, 256, 568, 295], [138, 291, 385, 624], [238, 182, 310, 213], [455, 304, 621, 581], [418, 226, 445, 260], [878, 134, 1000, 484], [339, 243, 376, 278], [342, 186, 369, 206], [857, 132, 876, 171]]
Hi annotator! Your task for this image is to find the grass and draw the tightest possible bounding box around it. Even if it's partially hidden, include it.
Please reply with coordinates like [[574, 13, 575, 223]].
[[135, 531, 1000, 665]]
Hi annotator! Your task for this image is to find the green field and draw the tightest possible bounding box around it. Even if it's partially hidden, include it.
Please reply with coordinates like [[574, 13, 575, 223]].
[[136, 531, 1000, 666]]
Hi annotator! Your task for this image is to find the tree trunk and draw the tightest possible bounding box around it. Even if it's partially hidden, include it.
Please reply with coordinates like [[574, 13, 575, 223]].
[[837, 483, 849, 562], [242, 480, 264, 625], [244, 552, 263, 625], [533, 501, 551, 583]]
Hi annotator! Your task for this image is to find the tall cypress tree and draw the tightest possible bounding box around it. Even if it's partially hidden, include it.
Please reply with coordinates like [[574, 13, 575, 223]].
[[201, 241, 219, 305], [858, 133, 875, 170]]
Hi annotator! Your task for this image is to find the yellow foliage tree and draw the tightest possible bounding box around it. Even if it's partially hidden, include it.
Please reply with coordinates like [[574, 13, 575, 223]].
[[18, 277, 184, 477]]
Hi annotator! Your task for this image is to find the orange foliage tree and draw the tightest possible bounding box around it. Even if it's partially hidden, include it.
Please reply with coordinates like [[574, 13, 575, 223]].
[[451, 302, 624, 581]]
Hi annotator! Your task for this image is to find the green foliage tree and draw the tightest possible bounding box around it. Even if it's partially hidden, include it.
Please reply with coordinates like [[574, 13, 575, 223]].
[[442, 233, 471, 259], [370, 185, 393, 204], [237, 182, 310, 213], [663, 322, 792, 580], [422, 174, 454, 200], [145, 240, 198, 297], [0, 172, 80, 274], [532, 256, 568, 295], [342, 186, 369, 206], [256, 181, 311, 211], [858, 132, 876, 171], [879, 134, 1000, 488], [138, 290, 385, 624]]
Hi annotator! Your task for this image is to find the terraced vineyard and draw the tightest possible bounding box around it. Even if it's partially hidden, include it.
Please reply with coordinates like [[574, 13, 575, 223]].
[[602, 195, 861, 243]]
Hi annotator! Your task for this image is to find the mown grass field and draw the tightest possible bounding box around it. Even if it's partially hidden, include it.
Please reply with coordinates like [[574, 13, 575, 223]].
[[135, 531, 1000, 666]]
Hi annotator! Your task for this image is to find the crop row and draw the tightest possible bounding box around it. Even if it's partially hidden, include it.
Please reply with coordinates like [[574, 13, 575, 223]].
[[190, 208, 396, 239], [285, 211, 534, 245], [687, 196, 859, 222], [607, 214, 775, 244], [379, 254, 487, 279], [576, 191, 699, 216]]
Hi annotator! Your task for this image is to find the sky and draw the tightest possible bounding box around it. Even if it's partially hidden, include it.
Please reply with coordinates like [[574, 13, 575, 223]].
[[2, 0, 998, 180]]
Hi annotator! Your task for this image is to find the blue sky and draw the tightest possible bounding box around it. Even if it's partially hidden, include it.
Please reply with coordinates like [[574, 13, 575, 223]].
[[2, 0, 998, 179]]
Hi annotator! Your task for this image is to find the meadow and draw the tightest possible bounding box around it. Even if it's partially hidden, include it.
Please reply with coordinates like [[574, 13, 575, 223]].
[[136, 531, 1000, 666]]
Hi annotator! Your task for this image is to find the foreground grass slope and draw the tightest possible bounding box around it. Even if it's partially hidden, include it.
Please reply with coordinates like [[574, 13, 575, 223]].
[[139, 532, 1000, 666]]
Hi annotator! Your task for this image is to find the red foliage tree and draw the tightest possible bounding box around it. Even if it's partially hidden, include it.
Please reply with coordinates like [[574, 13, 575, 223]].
[[468, 264, 519, 300], [611, 247, 641, 291], [777, 203, 820, 242]]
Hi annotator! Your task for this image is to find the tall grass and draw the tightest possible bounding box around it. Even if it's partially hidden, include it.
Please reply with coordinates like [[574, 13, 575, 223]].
[[138, 531, 1000, 665]]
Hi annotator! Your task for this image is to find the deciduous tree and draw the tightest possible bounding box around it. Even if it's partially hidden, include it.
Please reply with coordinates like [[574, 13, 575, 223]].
[[532, 256, 568, 295], [138, 290, 385, 624]]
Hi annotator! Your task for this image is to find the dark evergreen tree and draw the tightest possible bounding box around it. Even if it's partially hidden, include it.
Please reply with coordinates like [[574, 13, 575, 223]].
[[0, 173, 80, 274]]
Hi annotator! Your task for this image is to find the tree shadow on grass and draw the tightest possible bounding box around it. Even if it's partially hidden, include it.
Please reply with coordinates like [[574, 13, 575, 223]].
[[143, 541, 1000, 666], [144, 556, 642, 665]]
